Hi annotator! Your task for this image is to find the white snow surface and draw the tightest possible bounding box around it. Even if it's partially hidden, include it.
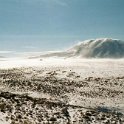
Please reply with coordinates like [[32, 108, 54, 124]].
[[0, 113, 9, 124], [0, 57, 124, 78], [0, 57, 124, 123]]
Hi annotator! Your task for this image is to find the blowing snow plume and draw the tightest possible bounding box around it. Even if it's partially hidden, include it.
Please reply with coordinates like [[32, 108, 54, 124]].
[[68, 38, 124, 58], [38, 38, 124, 58]]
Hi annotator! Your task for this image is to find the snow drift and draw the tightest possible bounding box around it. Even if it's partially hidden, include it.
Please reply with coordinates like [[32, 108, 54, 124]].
[[39, 38, 124, 58]]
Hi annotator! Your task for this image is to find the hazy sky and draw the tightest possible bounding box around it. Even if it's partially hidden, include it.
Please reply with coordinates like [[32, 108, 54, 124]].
[[0, 0, 124, 52]]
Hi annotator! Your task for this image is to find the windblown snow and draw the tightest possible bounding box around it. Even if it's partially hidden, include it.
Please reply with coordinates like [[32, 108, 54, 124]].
[[40, 38, 124, 58]]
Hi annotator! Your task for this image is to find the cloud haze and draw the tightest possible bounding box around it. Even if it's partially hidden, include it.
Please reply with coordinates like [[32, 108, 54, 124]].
[[0, 51, 14, 54]]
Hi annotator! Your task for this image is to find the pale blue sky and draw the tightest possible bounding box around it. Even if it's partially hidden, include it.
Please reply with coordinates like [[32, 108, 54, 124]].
[[0, 0, 124, 52]]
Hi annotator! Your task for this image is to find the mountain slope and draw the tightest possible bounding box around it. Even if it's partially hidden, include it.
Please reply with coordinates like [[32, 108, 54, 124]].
[[40, 38, 124, 58], [68, 38, 124, 58]]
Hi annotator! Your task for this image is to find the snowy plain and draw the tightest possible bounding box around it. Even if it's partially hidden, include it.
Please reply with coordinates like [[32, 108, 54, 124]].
[[0, 57, 124, 124], [0, 57, 124, 77]]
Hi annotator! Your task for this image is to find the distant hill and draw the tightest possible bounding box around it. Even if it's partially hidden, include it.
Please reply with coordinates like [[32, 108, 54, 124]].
[[68, 38, 124, 58], [38, 38, 124, 58]]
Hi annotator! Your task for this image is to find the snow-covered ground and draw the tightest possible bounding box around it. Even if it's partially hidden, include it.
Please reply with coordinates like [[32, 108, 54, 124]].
[[0, 57, 124, 124], [0, 58, 124, 77]]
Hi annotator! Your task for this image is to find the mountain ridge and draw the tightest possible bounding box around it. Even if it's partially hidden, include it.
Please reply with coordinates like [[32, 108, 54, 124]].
[[68, 38, 124, 58], [39, 38, 124, 58]]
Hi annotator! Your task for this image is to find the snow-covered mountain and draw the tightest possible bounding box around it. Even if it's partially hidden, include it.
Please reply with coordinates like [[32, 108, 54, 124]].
[[40, 38, 124, 58], [68, 38, 124, 58]]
